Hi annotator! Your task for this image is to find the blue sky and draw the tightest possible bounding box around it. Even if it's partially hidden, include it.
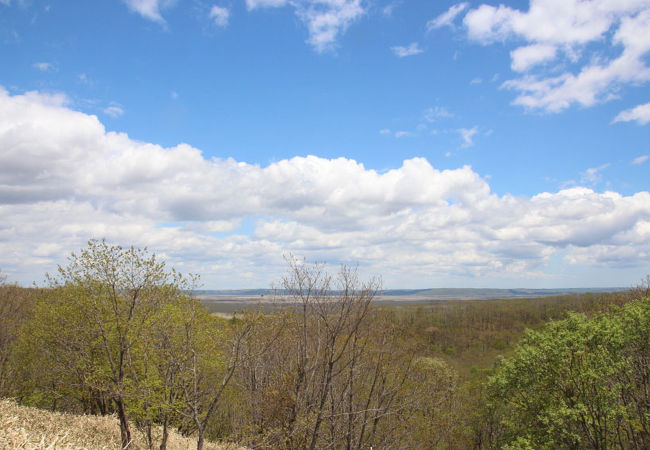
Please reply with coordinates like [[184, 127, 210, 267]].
[[1, 0, 649, 288]]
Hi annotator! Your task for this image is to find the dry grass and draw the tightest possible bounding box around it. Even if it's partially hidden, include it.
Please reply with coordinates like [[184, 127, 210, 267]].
[[0, 399, 243, 450]]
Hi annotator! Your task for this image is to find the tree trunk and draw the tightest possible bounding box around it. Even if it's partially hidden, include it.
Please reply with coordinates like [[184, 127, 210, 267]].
[[308, 361, 334, 450], [145, 422, 153, 450], [116, 398, 132, 449], [196, 429, 205, 450], [159, 418, 169, 450]]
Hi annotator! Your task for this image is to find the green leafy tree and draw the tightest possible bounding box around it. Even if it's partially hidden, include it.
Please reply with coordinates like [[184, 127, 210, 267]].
[[30, 240, 192, 448], [486, 297, 650, 449], [167, 297, 252, 450]]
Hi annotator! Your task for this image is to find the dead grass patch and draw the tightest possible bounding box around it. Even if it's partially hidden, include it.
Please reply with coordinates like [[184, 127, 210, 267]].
[[0, 399, 242, 449]]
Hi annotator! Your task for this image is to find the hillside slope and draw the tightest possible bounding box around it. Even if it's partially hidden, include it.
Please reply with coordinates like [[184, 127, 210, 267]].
[[0, 399, 241, 450]]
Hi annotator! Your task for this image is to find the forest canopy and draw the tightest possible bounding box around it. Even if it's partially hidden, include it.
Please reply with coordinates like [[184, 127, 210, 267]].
[[0, 241, 648, 449]]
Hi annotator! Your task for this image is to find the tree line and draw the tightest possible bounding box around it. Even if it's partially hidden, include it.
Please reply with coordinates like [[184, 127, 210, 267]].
[[0, 241, 648, 449]]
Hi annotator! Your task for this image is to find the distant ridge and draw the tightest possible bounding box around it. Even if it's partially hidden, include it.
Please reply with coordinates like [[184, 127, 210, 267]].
[[196, 287, 627, 300], [382, 287, 627, 299]]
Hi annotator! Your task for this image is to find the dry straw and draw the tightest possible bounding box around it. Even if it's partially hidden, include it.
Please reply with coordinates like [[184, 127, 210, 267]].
[[0, 399, 243, 450]]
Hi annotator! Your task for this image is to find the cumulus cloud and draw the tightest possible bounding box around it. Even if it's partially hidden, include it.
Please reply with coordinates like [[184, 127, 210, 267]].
[[613, 102, 650, 125], [510, 43, 556, 72], [246, 0, 364, 52], [456, 0, 650, 113], [122, 0, 178, 23], [209, 5, 230, 27], [1, 88, 650, 287], [427, 2, 468, 31], [391, 42, 423, 58]]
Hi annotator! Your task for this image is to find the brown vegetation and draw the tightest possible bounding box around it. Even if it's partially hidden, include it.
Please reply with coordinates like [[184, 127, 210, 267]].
[[1, 246, 648, 449], [0, 398, 241, 450]]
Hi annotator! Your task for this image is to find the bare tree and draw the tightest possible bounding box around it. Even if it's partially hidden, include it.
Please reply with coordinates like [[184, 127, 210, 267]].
[[228, 256, 462, 449], [277, 257, 380, 449]]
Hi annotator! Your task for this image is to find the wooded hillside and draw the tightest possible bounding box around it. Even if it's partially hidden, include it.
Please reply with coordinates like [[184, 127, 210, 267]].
[[0, 243, 648, 449]]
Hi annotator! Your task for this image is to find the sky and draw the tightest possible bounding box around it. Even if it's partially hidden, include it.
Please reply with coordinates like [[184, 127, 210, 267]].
[[1, 0, 650, 289]]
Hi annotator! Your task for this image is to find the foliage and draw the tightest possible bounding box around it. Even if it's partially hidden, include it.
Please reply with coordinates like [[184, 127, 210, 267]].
[[5, 240, 243, 450], [2, 247, 648, 449], [0, 278, 37, 396], [485, 297, 650, 449]]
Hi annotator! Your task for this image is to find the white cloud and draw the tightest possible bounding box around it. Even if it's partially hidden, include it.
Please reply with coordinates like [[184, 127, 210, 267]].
[[379, 128, 391, 135], [613, 102, 650, 125], [510, 43, 556, 72], [382, 2, 398, 17], [459, 0, 650, 113], [463, 0, 630, 45], [633, 155, 649, 165], [470, 77, 482, 85], [423, 106, 453, 122], [458, 126, 478, 147], [246, 0, 364, 52], [391, 42, 423, 58], [580, 163, 610, 185], [33, 62, 55, 72], [427, 2, 468, 31], [1, 88, 650, 287], [246, 0, 288, 8], [394, 130, 412, 138], [103, 104, 125, 118], [209, 5, 230, 27], [299, 0, 364, 52], [122, 0, 178, 23]]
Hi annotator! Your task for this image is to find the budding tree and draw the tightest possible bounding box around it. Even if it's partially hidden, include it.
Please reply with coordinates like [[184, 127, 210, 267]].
[[42, 240, 192, 448]]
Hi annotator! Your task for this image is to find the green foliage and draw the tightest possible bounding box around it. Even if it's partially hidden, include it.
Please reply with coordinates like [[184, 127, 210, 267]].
[[0, 281, 37, 397], [3, 250, 648, 450], [485, 297, 650, 449], [5, 241, 238, 449], [387, 291, 635, 378]]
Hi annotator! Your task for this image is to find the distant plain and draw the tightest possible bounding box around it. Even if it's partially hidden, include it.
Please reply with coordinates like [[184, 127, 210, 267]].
[[198, 287, 627, 314]]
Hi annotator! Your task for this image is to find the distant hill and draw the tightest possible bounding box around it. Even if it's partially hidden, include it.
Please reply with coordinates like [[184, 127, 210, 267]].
[[198, 289, 273, 296], [380, 287, 627, 300], [196, 287, 627, 301]]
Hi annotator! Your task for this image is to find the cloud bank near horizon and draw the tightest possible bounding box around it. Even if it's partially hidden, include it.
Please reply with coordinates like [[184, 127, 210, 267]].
[[1, 88, 649, 287]]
